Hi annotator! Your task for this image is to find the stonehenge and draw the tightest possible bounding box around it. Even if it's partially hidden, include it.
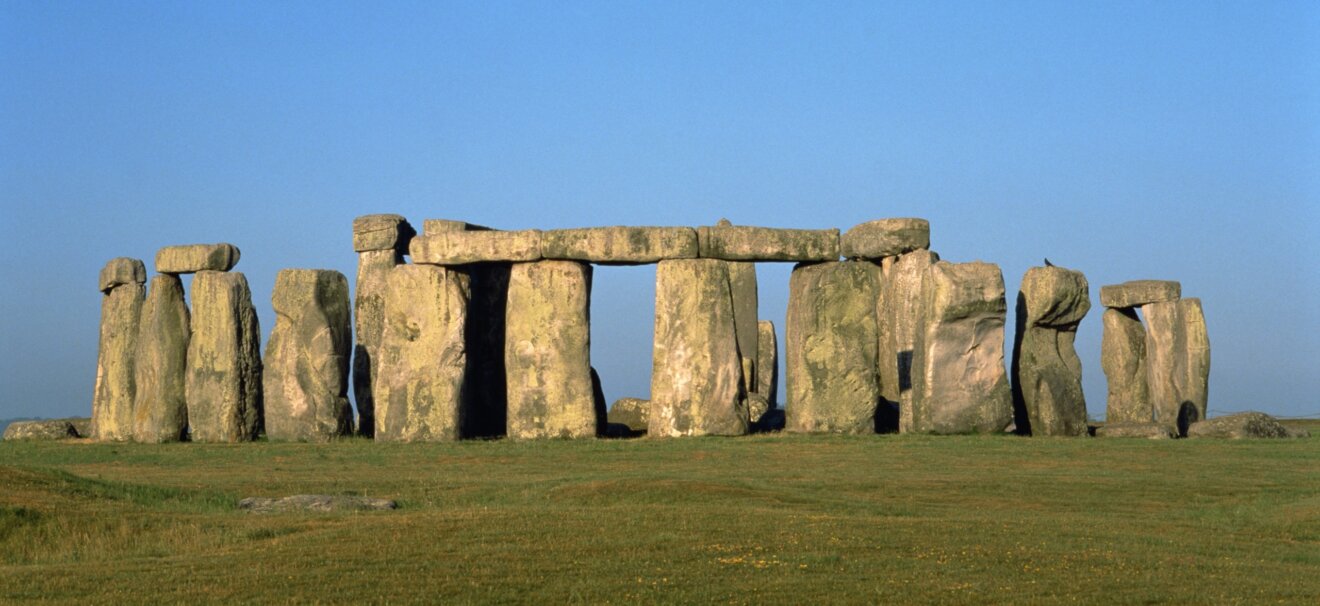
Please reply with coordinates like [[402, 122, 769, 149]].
[[263, 270, 353, 442], [132, 274, 190, 443], [352, 214, 414, 438], [91, 258, 146, 441], [186, 270, 263, 442], [1011, 265, 1091, 436]]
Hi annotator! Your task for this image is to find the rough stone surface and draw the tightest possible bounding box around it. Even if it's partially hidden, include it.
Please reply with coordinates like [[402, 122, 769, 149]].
[[155, 243, 241, 274], [650, 259, 748, 437], [879, 250, 940, 433], [410, 230, 542, 265], [746, 393, 772, 426], [755, 320, 778, 405], [3, 420, 79, 441], [727, 261, 759, 397], [697, 225, 839, 262], [1188, 413, 1293, 439], [422, 219, 491, 234], [608, 398, 649, 433], [91, 275, 145, 441], [352, 214, 416, 252], [1145, 298, 1211, 436], [132, 274, 191, 443], [98, 257, 146, 292], [238, 495, 397, 513], [505, 261, 598, 439], [540, 226, 698, 264], [1100, 280, 1180, 308], [1011, 266, 1091, 437], [1102, 308, 1150, 424], [374, 265, 469, 442], [1094, 422, 1176, 439], [785, 261, 882, 434], [185, 271, 263, 443], [840, 218, 930, 260], [263, 270, 354, 442], [352, 248, 404, 437], [911, 261, 1013, 434]]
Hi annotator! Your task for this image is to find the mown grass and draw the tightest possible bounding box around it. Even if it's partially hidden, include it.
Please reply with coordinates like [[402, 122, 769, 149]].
[[1, 431, 1318, 604]]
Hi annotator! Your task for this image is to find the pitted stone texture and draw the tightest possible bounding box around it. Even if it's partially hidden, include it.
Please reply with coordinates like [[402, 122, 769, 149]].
[[422, 219, 491, 234], [98, 257, 146, 292], [91, 277, 144, 441], [352, 214, 416, 252], [1102, 308, 1149, 424], [1011, 266, 1091, 437], [410, 230, 542, 265], [1095, 422, 1176, 439], [911, 261, 1013, 434], [263, 270, 353, 442], [756, 320, 778, 405], [1188, 412, 1293, 439], [352, 248, 404, 437], [132, 274, 190, 443], [697, 225, 839, 262], [504, 261, 598, 439], [608, 398, 650, 433], [374, 265, 469, 442], [155, 243, 241, 274], [1100, 280, 1180, 309], [185, 271, 263, 442], [727, 261, 759, 397], [650, 259, 748, 437], [785, 261, 882, 434], [879, 250, 940, 433], [840, 218, 930, 260], [1145, 298, 1210, 436], [4, 420, 80, 441], [540, 227, 698, 264]]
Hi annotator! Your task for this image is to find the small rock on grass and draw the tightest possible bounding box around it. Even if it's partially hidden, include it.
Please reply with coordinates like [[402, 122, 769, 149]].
[[238, 495, 398, 513]]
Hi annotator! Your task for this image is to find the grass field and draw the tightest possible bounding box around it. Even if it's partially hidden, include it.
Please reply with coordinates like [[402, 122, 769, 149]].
[[2, 426, 1318, 604]]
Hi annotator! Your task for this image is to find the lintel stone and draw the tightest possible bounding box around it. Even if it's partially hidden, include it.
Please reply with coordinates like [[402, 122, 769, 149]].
[[1100, 280, 1180, 308]]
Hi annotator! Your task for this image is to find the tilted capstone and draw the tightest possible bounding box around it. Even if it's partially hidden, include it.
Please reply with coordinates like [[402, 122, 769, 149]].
[[132, 274, 190, 443], [91, 257, 146, 441], [352, 213, 414, 437], [1011, 265, 1091, 437], [185, 270, 263, 442], [840, 218, 930, 260], [263, 269, 353, 442]]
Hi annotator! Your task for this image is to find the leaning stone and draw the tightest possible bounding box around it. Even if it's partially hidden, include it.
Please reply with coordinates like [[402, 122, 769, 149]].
[[840, 218, 930, 260], [132, 274, 190, 443], [352, 246, 406, 438], [155, 243, 241, 274], [263, 270, 354, 442], [1094, 422, 1175, 439], [410, 230, 542, 265], [1099, 280, 1180, 308], [505, 261, 598, 439], [91, 264, 145, 442], [879, 250, 940, 432], [352, 214, 416, 253], [1102, 308, 1150, 424], [238, 495, 397, 514], [374, 265, 469, 442], [785, 261, 883, 434], [98, 257, 146, 292], [540, 227, 698, 264], [1011, 265, 1091, 437], [697, 225, 839, 262], [3, 420, 79, 441], [1144, 298, 1211, 435], [911, 261, 1013, 434], [608, 398, 650, 433], [1188, 412, 1292, 439], [185, 271, 263, 443], [650, 259, 748, 437], [755, 320, 778, 405], [727, 261, 759, 397]]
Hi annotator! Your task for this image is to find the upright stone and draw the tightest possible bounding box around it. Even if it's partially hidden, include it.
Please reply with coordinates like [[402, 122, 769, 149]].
[[1011, 266, 1091, 437], [374, 265, 469, 441], [755, 320, 778, 405], [728, 261, 759, 397], [352, 214, 414, 437], [132, 274, 190, 443], [505, 261, 597, 439], [91, 258, 146, 441], [263, 270, 353, 441], [186, 271, 262, 442], [650, 259, 748, 437], [1102, 308, 1149, 424], [880, 250, 940, 433], [911, 262, 1013, 434], [785, 261, 882, 433], [1144, 298, 1210, 436]]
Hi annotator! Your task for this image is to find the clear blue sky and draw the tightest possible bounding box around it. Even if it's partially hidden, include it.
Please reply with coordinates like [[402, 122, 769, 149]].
[[2, 1, 1317, 421]]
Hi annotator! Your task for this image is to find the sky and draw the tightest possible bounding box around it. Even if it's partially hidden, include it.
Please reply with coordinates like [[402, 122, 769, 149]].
[[1, 1, 1317, 423]]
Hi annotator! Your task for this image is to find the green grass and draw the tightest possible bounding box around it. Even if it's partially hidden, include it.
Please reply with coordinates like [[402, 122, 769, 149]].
[[1, 432, 1318, 604]]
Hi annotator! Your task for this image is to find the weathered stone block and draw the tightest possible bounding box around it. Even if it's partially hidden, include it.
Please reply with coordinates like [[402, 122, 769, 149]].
[[878, 250, 940, 433], [1102, 308, 1149, 424], [185, 271, 262, 442], [410, 230, 542, 265], [1145, 298, 1210, 436], [132, 274, 190, 443], [3, 420, 79, 441], [697, 225, 839, 262], [263, 269, 353, 442], [755, 320, 778, 405], [728, 261, 759, 397], [540, 226, 698, 264], [155, 243, 241, 274], [98, 257, 146, 292], [352, 248, 404, 438], [91, 263, 145, 442], [840, 218, 930, 260], [608, 398, 649, 433], [1011, 265, 1091, 437], [1099, 280, 1180, 308], [1188, 412, 1292, 439], [422, 219, 491, 234], [353, 214, 416, 252]]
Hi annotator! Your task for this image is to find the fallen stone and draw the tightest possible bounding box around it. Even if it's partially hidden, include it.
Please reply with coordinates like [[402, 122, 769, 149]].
[[1094, 422, 1176, 439], [185, 271, 263, 443], [910, 261, 1013, 434], [1099, 280, 1180, 308], [353, 213, 417, 253], [132, 274, 191, 443], [1102, 308, 1150, 424], [3, 420, 79, 441], [697, 225, 839, 262], [238, 495, 397, 514], [91, 261, 145, 442], [607, 398, 649, 433], [155, 243, 241, 274], [98, 257, 146, 292], [352, 247, 406, 438], [746, 393, 772, 426], [540, 226, 698, 264], [755, 320, 778, 405], [878, 250, 940, 433], [785, 261, 883, 434], [1188, 412, 1294, 439], [1145, 298, 1210, 435], [727, 260, 759, 397], [410, 230, 542, 265], [840, 218, 930, 260], [263, 269, 354, 442], [1011, 265, 1091, 437]]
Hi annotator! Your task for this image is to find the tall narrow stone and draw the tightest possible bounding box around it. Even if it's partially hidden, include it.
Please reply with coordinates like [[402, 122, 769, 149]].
[[132, 274, 190, 443], [352, 214, 414, 437], [755, 320, 778, 405], [263, 269, 353, 442], [1011, 265, 1091, 437], [186, 271, 262, 442], [1102, 308, 1149, 424], [504, 261, 597, 439], [785, 261, 882, 433], [728, 261, 759, 396], [879, 250, 940, 433], [1144, 298, 1210, 436], [911, 261, 1013, 434], [374, 265, 469, 441], [91, 258, 146, 441], [650, 259, 747, 437]]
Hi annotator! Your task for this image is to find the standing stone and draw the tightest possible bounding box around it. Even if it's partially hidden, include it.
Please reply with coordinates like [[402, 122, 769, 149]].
[[1102, 308, 1149, 424], [505, 261, 597, 439], [132, 274, 190, 443], [91, 258, 146, 441], [352, 214, 414, 437], [728, 261, 759, 397], [879, 250, 940, 433], [650, 259, 748, 437], [263, 270, 353, 442], [785, 261, 882, 434], [1011, 266, 1091, 437], [186, 271, 263, 442], [910, 262, 1013, 434], [374, 265, 469, 441], [755, 320, 778, 405], [1144, 298, 1210, 436]]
